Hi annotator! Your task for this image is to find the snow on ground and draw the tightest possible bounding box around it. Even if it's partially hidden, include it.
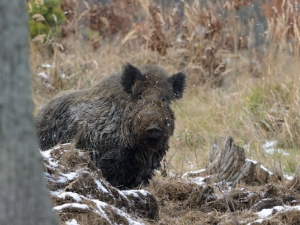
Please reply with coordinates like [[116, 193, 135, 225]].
[[92, 199, 144, 225], [41, 63, 52, 68], [65, 219, 79, 225], [245, 159, 273, 175], [37, 72, 48, 80], [94, 180, 109, 193], [262, 140, 289, 156], [41, 143, 300, 225], [40, 149, 59, 167], [246, 205, 300, 224], [123, 190, 149, 198], [187, 176, 207, 186], [55, 192, 82, 202], [53, 203, 89, 211], [41, 144, 157, 225], [256, 205, 300, 219], [182, 169, 206, 178], [182, 169, 208, 186], [52, 191, 145, 225]]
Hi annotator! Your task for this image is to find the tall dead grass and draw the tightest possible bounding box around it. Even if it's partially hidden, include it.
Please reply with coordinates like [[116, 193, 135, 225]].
[[30, 0, 300, 176]]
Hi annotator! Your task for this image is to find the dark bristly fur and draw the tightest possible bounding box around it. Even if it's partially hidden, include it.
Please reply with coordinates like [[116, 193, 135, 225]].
[[36, 64, 186, 189]]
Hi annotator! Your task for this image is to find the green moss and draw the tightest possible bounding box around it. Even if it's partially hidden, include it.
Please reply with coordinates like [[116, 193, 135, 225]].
[[28, 0, 65, 40]]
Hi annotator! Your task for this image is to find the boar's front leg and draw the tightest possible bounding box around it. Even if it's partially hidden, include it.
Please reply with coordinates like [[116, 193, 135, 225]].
[[137, 152, 162, 186], [99, 148, 141, 189]]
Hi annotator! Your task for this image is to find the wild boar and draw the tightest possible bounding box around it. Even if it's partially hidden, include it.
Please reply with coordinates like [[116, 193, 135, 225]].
[[36, 64, 186, 189]]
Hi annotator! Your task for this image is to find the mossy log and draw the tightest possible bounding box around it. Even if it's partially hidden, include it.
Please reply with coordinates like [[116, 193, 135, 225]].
[[207, 136, 272, 186]]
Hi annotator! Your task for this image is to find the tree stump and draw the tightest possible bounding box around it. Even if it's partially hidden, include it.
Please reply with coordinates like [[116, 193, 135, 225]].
[[207, 136, 272, 186]]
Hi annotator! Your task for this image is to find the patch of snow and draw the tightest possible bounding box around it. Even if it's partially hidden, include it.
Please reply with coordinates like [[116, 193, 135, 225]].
[[284, 174, 294, 180], [263, 140, 277, 149], [63, 172, 78, 180], [46, 83, 54, 89], [168, 171, 177, 178], [188, 176, 206, 186], [78, 151, 85, 157], [60, 73, 66, 79], [245, 159, 257, 164], [57, 172, 78, 183], [247, 192, 255, 198], [255, 204, 300, 219], [256, 208, 274, 218], [91, 199, 111, 222], [61, 143, 72, 146], [40, 150, 58, 168], [57, 192, 82, 202], [182, 169, 206, 178], [50, 190, 62, 196], [40, 149, 52, 159], [262, 140, 289, 156], [273, 205, 300, 211], [53, 203, 89, 211], [65, 219, 79, 225], [112, 206, 144, 225], [123, 190, 149, 197], [41, 63, 52, 68], [176, 37, 185, 43], [38, 72, 48, 80], [123, 190, 140, 198], [94, 180, 109, 193], [117, 189, 130, 201], [53, 145, 62, 150], [247, 219, 264, 224], [245, 159, 273, 175], [123, 190, 149, 205], [56, 177, 68, 183], [93, 199, 144, 225], [260, 165, 273, 175], [136, 190, 148, 197]]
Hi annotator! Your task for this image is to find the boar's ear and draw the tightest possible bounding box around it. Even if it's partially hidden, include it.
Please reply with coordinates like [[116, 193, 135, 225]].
[[168, 72, 186, 99], [121, 63, 143, 94]]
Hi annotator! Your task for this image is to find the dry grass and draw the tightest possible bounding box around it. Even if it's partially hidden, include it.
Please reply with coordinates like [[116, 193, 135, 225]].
[[146, 176, 300, 225], [30, 0, 300, 181]]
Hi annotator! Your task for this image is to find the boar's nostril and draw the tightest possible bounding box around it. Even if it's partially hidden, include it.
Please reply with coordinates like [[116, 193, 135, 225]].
[[145, 122, 162, 139]]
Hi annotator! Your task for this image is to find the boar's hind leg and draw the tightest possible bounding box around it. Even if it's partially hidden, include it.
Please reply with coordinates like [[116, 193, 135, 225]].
[[99, 148, 142, 189]]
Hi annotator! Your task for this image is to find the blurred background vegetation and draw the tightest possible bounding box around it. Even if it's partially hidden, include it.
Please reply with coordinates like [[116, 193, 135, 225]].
[[28, 0, 300, 177]]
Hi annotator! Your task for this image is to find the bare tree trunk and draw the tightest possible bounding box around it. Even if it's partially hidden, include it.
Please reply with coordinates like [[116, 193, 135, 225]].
[[0, 1, 59, 224]]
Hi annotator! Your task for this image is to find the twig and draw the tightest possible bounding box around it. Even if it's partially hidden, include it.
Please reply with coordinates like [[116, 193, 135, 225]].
[[216, 182, 239, 225], [59, 178, 80, 195]]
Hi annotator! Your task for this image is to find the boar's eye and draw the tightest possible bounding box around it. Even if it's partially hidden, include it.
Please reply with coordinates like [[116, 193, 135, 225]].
[[161, 96, 167, 102]]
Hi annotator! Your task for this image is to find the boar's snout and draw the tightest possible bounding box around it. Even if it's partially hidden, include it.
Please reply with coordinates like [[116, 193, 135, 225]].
[[145, 122, 162, 140], [134, 107, 172, 148]]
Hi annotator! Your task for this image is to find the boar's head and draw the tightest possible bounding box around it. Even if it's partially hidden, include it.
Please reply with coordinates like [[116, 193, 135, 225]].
[[121, 63, 186, 151]]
